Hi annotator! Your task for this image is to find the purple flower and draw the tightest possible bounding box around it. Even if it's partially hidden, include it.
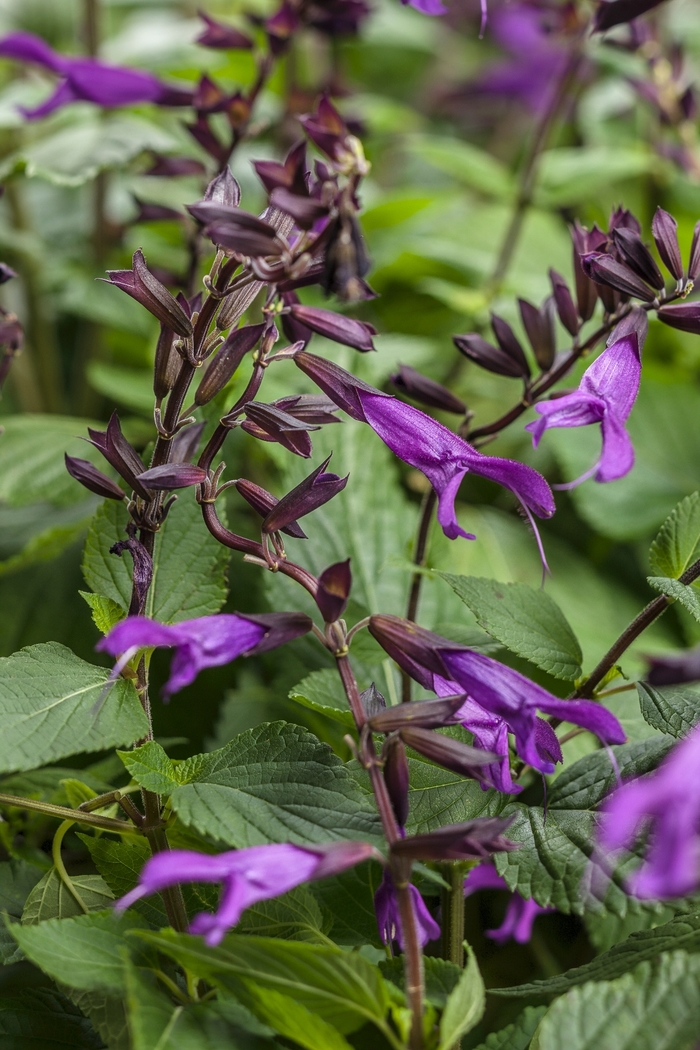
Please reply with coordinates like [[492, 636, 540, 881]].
[[374, 869, 440, 950], [525, 334, 641, 488], [117, 841, 375, 946], [463, 863, 553, 944], [599, 725, 700, 899], [0, 32, 189, 119], [97, 611, 311, 698], [476, 4, 569, 113], [294, 352, 555, 560]]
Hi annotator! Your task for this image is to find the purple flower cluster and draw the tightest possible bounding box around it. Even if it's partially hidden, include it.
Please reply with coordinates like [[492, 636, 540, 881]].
[[463, 863, 553, 943]]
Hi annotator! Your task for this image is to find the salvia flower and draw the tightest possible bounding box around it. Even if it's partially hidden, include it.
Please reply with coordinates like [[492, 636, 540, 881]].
[[0, 32, 190, 119], [294, 353, 554, 557], [117, 841, 375, 946], [262, 455, 348, 534], [525, 334, 641, 487], [98, 611, 312, 697], [463, 863, 554, 944], [374, 870, 440, 950], [646, 644, 700, 686], [599, 724, 700, 898]]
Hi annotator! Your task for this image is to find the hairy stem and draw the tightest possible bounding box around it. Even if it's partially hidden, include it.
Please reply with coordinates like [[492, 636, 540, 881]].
[[441, 861, 467, 968], [0, 793, 141, 833], [394, 872, 425, 1050]]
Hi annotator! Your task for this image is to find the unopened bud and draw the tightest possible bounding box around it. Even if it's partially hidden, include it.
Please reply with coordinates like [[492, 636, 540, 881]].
[[518, 298, 556, 370], [235, 478, 307, 538], [611, 229, 664, 291], [195, 323, 265, 406], [316, 559, 351, 622], [490, 314, 531, 377], [369, 695, 465, 733], [453, 333, 527, 379], [137, 463, 209, 491], [391, 364, 466, 415], [262, 455, 348, 534], [65, 455, 125, 501], [548, 270, 580, 337], [289, 305, 376, 352], [651, 208, 683, 281], [581, 253, 656, 303], [657, 302, 700, 335], [382, 735, 409, 829], [390, 816, 516, 861], [398, 726, 497, 783]]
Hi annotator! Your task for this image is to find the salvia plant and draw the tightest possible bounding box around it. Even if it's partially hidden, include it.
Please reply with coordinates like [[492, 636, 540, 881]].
[[2, 0, 700, 1048]]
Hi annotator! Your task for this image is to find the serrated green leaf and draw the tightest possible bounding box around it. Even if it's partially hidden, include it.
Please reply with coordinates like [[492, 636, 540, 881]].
[[493, 913, 700, 1000], [82, 495, 229, 622], [472, 1006, 547, 1050], [0, 987, 103, 1048], [0, 642, 148, 773], [290, 669, 354, 727], [637, 681, 700, 738], [11, 910, 149, 993], [22, 869, 114, 924], [0, 859, 42, 964], [438, 574, 582, 680], [0, 415, 108, 506], [237, 885, 333, 944], [169, 721, 382, 848], [494, 738, 674, 916], [530, 951, 700, 1050], [117, 740, 183, 794], [79, 591, 125, 635], [68, 990, 129, 1050], [648, 576, 700, 620], [309, 862, 384, 947], [438, 944, 485, 1050], [649, 493, 700, 579], [404, 757, 506, 834]]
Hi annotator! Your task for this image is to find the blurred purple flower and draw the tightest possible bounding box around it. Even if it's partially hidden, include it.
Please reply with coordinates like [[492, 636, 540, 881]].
[[476, 4, 569, 112], [463, 863, 554, 943], [117, 841, 375, 945], [599, 724, 700, 898], [98, 611, 311, 698], [374, 869, 440, 949], [0, 31, 190, 119], [526, 334, 641, 488]]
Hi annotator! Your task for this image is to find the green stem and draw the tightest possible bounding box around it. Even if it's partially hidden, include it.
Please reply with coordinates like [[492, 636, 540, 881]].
[[441, 862, 467, 968], [52, 820, 90, 914], [0, 792, 141, 833]]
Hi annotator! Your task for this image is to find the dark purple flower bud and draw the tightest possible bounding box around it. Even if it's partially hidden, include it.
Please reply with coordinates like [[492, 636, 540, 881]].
[[132, 198, 182, 223], [390, 817, 516, 862], [299, 95, 350, 163], [570, 222, 599, 323], [265, 2, 300, 54], [453, 333, 527, 379], [234, 479, 307, 539], [154, 325, 178, 400], [293, 349, 377, 418], [369, 615, 452, 684], [491, 314, 531, 377], [288, 305, 376, 352], [195, 323, 265, 406], [137, 463, 209, 491], [369, 695, 466, 732], [657, 303, 700, 335], [186, 116, 228, 166], [105, 250, 193, 338], [195, 77, 230, 113], [399, 726, 498, 784], [517, 298, 556, 370], [652, 208, 683, 281], [145, 154, 207, 177], [390, 364, 466, 415], [65, 455, 124, 501], [87, 412, 151, 500], [270, 187, 328, 229], [593, 0, 668, 32], [241, 402, 319, 459], [316, 559, 351, 622], [607, 305, 648, 349], [253, 141, 308, 196], [205, 219, 283, 257], [548, 270, 580, 336], [262, 455, 348, 534], [360, 683, 385, 718], [646, 645, 700, 686], [271, 394, 341, 425], [281, 292, 314, 346], [611, 229, 664, 291], [608, 206, 642, 236], [321, 212, 372, 303], [382, 735, 409, 829], [203, 166, 241, 209], [234, 611, 314, 654], [110, 535, 154, 615], [581, 253, 656, 303], [689, 221, 700, 283], [196, 12, 253, 49], [0, 262, 16, 284], [171, 422, 205, 464]]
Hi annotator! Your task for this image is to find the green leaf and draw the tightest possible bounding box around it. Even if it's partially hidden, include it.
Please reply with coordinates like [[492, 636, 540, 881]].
[[237, 885, 333, 944], [67, 991, 129, 1050], [535, 145, 659, 208], [494, 738, 674, 916], [406, 135, 515, 200], [0, 859, 42, 964], [80, 836, 168, 929], [438, 944, 485, 1050], [82, 495, 229, 622], [0, 415, 107, 506], [290, 669, 354, 727], [22, 869, 114, 924], [87, 361, 155, 415], [647, 576, 700, 620], [649, 493, 700, 579], [438, 574, 582, 680], [0, 987, 103, 1048], [118, 740, 184, 795], [10, 910, 149, 993], [0, 518, 91, 577], [0, 642, 148, 773], [381, 956, 461, 1008], [471, 1006, 547, 1050], [404, 757, 505, 835], [637, 681, 700, 738], [79, 591, 125, 635], [168, 721, 382, 848], [493, 913, 700, 1000], [529, 951, 700, 1050], [309, 862, 384, 947], [236, 985, 354, 1050], [132, 930, 393, 1045]]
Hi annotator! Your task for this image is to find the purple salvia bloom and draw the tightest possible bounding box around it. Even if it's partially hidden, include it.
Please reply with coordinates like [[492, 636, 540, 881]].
[[439, 648, 626, 773], [98, 612, 311, 697], [374, 869, 440, 950], [476, 4, 568, 112], [525, 334, 641, 488], [0, 32, 188, 119], [463, 863, 554, 944], [117, 841, 375, 946], [599, 724, 700, 898]]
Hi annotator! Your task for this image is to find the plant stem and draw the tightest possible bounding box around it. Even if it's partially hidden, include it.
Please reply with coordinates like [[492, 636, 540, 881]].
[[441, 861, 467, 968], [0, 792, 140, 833], [394, 871, 425, 1050], [52, 820, 90, 914]]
